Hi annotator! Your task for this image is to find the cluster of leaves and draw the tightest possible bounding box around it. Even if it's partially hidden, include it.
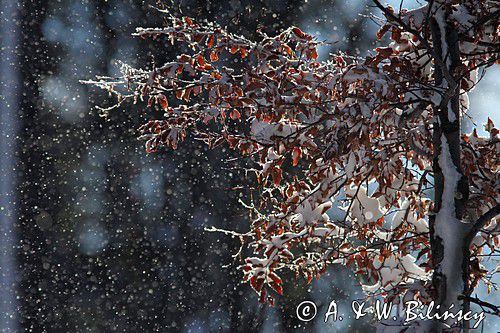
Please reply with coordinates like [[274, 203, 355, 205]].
[[84, 2, 499, 306]]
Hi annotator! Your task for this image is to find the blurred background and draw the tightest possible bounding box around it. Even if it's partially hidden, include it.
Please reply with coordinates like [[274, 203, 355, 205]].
[[0, 0, 498, 332]]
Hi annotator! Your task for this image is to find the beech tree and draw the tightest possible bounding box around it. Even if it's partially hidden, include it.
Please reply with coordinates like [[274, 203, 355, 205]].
[[85, 1, 499, 331]]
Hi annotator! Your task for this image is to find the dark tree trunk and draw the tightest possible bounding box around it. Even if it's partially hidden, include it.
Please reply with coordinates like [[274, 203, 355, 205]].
[[429, 6, 471, 333]]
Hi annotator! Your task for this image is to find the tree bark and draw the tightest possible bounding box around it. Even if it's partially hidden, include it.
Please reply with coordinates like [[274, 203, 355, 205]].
[[429, 6, 471, 332]]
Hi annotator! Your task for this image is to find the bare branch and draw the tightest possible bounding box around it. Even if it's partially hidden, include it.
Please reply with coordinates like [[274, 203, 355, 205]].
[[458, 295, 500, 316], [465, 203, 500, 245]]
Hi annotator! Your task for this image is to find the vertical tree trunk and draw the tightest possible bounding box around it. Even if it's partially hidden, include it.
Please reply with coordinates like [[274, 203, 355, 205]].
[[429, 6, 471, 332], [0, 0, 21, 330]]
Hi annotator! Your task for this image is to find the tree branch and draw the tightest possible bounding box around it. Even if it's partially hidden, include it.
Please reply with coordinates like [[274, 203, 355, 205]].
[[458, 295, 500, 316], [469, 9, 500, 31], [465, 203, 500, 245], [371, 0, 456, 86]]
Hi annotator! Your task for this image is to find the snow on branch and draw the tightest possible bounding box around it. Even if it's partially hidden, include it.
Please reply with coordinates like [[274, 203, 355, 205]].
[[83, 1, 499, 309]]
